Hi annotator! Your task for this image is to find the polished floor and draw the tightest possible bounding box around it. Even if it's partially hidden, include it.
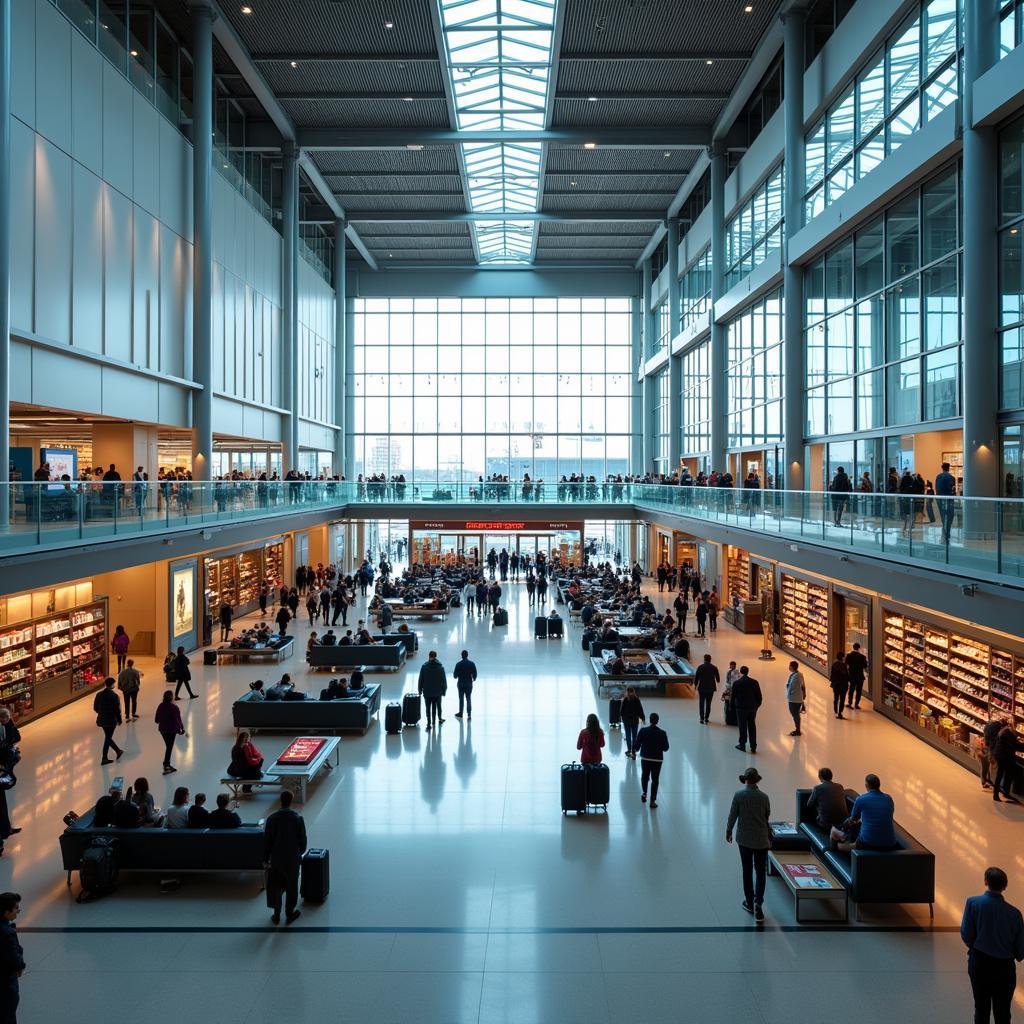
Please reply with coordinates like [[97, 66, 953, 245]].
[[2, 572, 1021, 1023]]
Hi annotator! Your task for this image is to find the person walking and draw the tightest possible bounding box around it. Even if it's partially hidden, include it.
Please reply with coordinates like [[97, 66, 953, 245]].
[[463, 580, 476, 616], [275, 603, 291, 636], [93, 676, 124, 765], [526, 574, 536, 606], [331, 586, 349, 627], [829, 466, 852, 527], [418, 651, 448, 731], [936, 460, 957, 543], [537, 575, 548, 604], [620, 686, 645, 758], [694, 598, 708, 638], [993, 723, 1021, 803], [0, 892, 24, 1024], [635, 712, 669, 808], [453, 649, 477, 720], [117, 659, 142, 720], [111, 625, 130, 673], [845, 643, 868, 710], [785, 660, 806, 736], [263, 790, 307, 926], [694, 654, 719, 725], [218, 601, 233, 642], [259, 582, 269, 617], [829, 653, 850, 719], [173, 646, 196, 700], [731, 666, 762, 753], [154, 690, 186, 775], [961, 866, 1024, 1024], [708, 589, 719, 633], [726, 766, 772, 923], [576, 713, 605, 764]]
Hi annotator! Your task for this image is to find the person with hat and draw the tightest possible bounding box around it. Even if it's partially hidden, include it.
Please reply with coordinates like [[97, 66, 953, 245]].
[[726, 766, 772, 923]]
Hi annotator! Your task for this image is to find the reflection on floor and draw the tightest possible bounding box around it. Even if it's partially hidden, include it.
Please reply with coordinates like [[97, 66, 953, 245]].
[[2, 570, 1020, 1023]]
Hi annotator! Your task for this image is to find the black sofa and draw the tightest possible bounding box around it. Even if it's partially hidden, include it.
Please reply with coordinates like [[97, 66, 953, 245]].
[[59, 809, 265, 883], [373, 632, 418, 656], [796, 788, 935, 916], [590, 640, 623, 657], [232, 683, 381, 733], [308, 642, 405, 671]]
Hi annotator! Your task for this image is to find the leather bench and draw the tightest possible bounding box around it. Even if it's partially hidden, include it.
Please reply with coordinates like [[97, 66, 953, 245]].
[[796, 788, 935, 917], [232, 683, 382, 733], [372, 632, 419, 656], [308, 642, 405, 671]]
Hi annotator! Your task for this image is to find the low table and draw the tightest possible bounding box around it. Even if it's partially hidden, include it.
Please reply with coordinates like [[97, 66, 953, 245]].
[[269, 736, 340, 803], [768, 820, 812, 852], [768, 849, 848, 923]]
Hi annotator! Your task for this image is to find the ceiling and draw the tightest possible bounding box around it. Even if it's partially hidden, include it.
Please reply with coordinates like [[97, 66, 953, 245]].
[[178, 0, 783, 268]]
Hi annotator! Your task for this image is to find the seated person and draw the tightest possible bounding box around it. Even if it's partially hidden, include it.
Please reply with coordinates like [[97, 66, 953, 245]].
[[93, 784, 125, 827], [306, 632, 319, 658], [830, 815, 861, 853], [355, 627, 375, 645], [849, 774, 899, 851], [319, 677, 349, 701], [187, 792, 210, 828], [130, 778, 160, 826], [547, 608, 561, 621], [672, 634, 690, 661], [112, 795, 141, 829], [248, 679, 266, 700], [806, 767, 848, 830], [163, 787, 191, 829], [396, 623, 411, 635], [265, 675, 294, 701], [227, 731, 264, 782], [320, 629, 337, 646], [349, 669, 365, 693], [207, 794, 242, 830], [339, 630, 354, 646], [608, 655, 626, 675], [255, 623, 272, 642]]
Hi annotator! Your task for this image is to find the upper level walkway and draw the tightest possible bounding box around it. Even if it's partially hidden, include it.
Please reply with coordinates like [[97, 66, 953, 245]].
[[4, 479, 1024, 590]]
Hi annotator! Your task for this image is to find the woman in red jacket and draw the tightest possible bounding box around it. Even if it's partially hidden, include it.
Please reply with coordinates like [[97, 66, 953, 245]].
[[154, 689, 186, 774], [576, 713, 605, 764], [227, 731, 264, 793]]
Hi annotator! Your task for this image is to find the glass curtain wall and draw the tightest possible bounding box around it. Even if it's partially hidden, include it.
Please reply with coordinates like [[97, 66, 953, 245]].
[[726, 289, 785, 450], [1001, 0, 1024, 53], [725, 165, 784, 289], [652, 369, 671, 475], [1000, 115, 1024, 414], [805, 163, 962, 441], [680, 248, 712, 333], [681, 341, 711, 462], [351, 297, 634, 483]]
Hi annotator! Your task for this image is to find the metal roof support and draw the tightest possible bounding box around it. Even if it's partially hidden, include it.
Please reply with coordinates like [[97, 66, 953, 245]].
[[297, 127, 712, 149]]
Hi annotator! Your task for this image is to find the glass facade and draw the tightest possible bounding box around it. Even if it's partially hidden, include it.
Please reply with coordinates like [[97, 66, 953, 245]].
[[1000, 114, 1024, 413], [725, 165, 784, 289], [351, 297, 634, 483], [652, 369, 671, 475], [726, 289, 784, 449], [805, 164, 962, 438], [805, 0, 961, 222], [1001, 0, 1024, 53], [651, 299, 670, 354], [679, 248, 712, 333], [681, 341, 711, 459]]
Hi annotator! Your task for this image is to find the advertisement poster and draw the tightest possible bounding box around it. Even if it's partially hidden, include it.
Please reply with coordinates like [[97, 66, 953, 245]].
[[172, 566, 194, 639]]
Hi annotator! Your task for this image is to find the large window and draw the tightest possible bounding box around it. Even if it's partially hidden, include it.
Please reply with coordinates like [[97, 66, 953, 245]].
[[726, 289, 785, 449], [652, 369, 671, 475], [805, 0, 961, 222], [651, 299, 670, 355], [681, 341, 711, 459], [352, 297, 634, 483], [1002, 0, 1024, 53], [725, 165, 784, 289], [805, 164, 962, 438], [1000, 115, 1024, 412], [680, 248, 712, 333]]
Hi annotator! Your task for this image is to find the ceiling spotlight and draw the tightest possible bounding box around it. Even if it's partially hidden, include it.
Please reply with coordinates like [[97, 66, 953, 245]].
[[290, 60, 298, 68], [130, 49, 139, 57], [663, 150, 671, 157], [240, 4, 253, 13], [706, 59, 714, 65], [406, 144, 424, 151], [385, 19, 394, 29], [583, 142, 597, 149], [744, 4, 753, 11], [570, 179, 577, 187], [403, 96, 414, 102], [587, 96, 597, 102]]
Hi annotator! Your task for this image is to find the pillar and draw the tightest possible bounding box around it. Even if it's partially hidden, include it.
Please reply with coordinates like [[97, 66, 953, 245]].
[[92, 424, 160, 480], [332, 218, 346, 477], [343, 296, 355, 479], [962, 0, 1001, 498], [189, 0, 214, 482], [630, 294, 643, 472], [0, 0, 10, 523], [641, 258, 655, 472], [666, 218, 681, 471], [782, 8, 806, 491], [709, 143, 727, 472], [281, 143, 299, 474]]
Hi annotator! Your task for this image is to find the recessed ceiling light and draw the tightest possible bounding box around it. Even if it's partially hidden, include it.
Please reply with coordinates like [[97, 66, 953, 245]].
[[570, 179, 577, 187], [240, 4, 252, 13], [664, 151, 671, 157], [403, 96, 414, 102], [290, 60, 298, 68], [583, 142, 597, 150], [385, 19, 394, 29], [406, 144, 424, 151], [744, 4, 753, 12], [706, 59, 714, 65], [130, 49, 138, 57], [587, 96, 597, 102], [1013, 228, 1020, 235]]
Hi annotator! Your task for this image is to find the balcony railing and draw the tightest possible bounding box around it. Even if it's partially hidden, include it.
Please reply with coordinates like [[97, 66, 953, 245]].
[[4, 480, 1023, 585]]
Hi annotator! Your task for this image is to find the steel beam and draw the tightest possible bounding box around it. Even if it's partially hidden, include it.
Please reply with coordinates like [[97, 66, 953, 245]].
[[303, 210, 665, 224], [560, 51, 753, 62], [298, 127, 712, 149]]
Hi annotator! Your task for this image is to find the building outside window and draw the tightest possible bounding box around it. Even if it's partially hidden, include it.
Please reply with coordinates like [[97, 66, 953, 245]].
[[652, 369, 671, 476], [679, 248, 712, 334], [805, 0, 961, 222], [725, 165, 784, 290], [726, 289, 785, 450], [805, 164, 962, 441], [652, 299, 670, 354], [680, 341, 711, 463], [1000, 114, 1024, 414], [351, 297, 634, 483]]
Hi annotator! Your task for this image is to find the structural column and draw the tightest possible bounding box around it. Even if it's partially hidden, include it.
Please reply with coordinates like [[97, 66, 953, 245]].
[[782, 8, 806, 491], [962, 0, 1001, 499], [666, 218, 681, 471], [0, 0, 10, 522], [281, 143, 299, 474], [629, 294, 643, 473], [189, 0, 215, 481], [709, 143, 727, 473], [332, 218, 346, 477], [343, 297, 355, 478], [640, 258, 655, 472]]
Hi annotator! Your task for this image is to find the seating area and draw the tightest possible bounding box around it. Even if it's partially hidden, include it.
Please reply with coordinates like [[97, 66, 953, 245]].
[[308, 642, 405, 671], [232, 683, 382, 733], [214, 637, 294, 663]]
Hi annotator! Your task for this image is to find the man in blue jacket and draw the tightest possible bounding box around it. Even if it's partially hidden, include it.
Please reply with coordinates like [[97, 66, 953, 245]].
[[0, 891, 24, 1023], [935, 461, 957, 542], [418, 651, 448, 731], [453, 649, 477, 721], [634, 713, 670, 809]]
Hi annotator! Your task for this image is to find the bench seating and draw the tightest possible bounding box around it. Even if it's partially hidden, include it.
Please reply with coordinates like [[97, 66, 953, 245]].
[[372, 632, 418, 656], [215, 637, 294, 662], [308, 642, 405, 671], [796, 788, 935, 917], [220, 775, 283, 799], [232, 684, 382, 733], [59, 809, 265, 882]]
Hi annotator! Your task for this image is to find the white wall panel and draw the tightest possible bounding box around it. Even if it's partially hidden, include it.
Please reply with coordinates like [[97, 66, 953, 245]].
[[101, 62, 133, 199], [10, 341, 32, 404], [10, 119, 35, 334], [33, 137, 73, 343], [34, 0, 72, 152], [33, 347, 101, 411], [11, 0, 35, 127], [71, 163, 104, 353], [132, 93, 160, 218], [133, 208, 160, 368], [159, 118, 190, 241], [102, 366, 159, 421], [158, 382, 189, 427], [70, 33, 103, 176], [224, 271, 236, 394], [103, 185, 133, 360], [212, 262, 225, 392], [159, 226, 187, 378]]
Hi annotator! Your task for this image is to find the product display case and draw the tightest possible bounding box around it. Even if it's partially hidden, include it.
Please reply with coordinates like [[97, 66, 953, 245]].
[[780, 574, 829, 668], [265, 542, 284, 588], [727, 547, 751, 602]]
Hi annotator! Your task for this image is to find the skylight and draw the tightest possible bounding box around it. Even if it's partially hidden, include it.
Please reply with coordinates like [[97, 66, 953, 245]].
[[437, 0, 558, 263]]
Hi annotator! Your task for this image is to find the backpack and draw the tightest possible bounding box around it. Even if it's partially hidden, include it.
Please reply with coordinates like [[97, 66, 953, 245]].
[[77, 837, 119, 902]]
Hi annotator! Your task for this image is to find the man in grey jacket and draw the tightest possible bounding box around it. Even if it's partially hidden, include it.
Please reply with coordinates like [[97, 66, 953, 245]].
[[418, 651, 448, 731], [784, 661, 805, 736], [453, 650, 477, 720], [726, 766, 771, 923]]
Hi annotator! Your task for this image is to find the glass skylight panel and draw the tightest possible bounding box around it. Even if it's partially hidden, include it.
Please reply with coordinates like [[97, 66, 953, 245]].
[[438, 0, 557, 261]]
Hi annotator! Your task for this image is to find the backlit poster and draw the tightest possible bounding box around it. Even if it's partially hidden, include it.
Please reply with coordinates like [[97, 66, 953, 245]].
[[172, 566, 194, 639]]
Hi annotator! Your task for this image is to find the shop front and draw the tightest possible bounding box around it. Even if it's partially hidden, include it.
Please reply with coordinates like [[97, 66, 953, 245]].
[[778, 570, 831, 671], [409, 520, 584, 567], [201, 538, 286, 646]]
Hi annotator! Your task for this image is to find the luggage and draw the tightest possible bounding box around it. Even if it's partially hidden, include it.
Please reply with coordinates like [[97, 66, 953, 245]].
[[450, 594, 461, 607], [560, 762, 587, 815], [78, 837, 118, 901], [384, 702, 403, 734], [402, 692, 421, 726], [608, 697, 622, 727], [203, 650, 217, 665], [493, 608, 508, 626], [582, 628, 596, 652], [549, 619, 563, 638], [585, 763, 610, 810], [724, 697, 737, 727], [534, 616, 548, 638], [300, 848, 330, 902]]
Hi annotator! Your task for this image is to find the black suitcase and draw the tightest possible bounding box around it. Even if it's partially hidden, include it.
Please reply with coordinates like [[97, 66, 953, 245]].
[[585, 763, 610, 810], [724, 697, 737, 726], [300, 848, 330, 902], [384, 702, 403, 734], [203, 649, 217, 665], [493, 608, 508, 626], [561, 762, 587, 815], [535, 616, 548, 638], [78, 838, 118, 899], [608, 697, 622, 727], [549, 619, 563, 638], [581, 628, 596, 651], [402, 692, 421, 726]]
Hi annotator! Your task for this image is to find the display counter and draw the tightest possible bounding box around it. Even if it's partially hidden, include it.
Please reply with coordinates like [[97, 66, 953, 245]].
[[589, 649, 695, 696], [724, 600, 763, 634], [779, 573, 829, 669]]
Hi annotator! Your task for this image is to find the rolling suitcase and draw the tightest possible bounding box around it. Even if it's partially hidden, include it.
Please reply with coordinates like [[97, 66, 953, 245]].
[[493, 608, 508, 626], [535, 616, 548, 638], [384, 702, 403, 734], [608, 697, 622, 728], [561, 762, 587, 815], [402, 692, 421, 726], [724, 697, 737, 727], [300, 848, 330, 902], [585, 763, 610, 810], [581, 628, 596, 652], [203, 649, 217, 665], [77, 838, 118, 902]]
